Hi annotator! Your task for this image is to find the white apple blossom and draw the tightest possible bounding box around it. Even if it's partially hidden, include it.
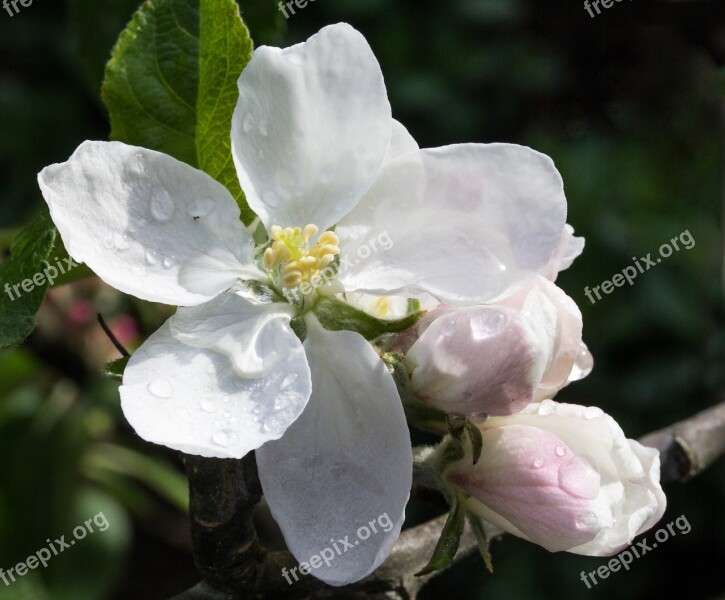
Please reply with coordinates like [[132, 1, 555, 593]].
[[38, 23, 571, 584], [446, 400, 666, 555]]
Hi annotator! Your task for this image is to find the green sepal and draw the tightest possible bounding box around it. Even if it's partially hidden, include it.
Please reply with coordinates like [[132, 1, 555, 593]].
[[467, 512, 495, 573], [415, 491, 466, 577], [313, 296, 424, 341], [102, 356, 130, 380], [447, 414, 484, 465]]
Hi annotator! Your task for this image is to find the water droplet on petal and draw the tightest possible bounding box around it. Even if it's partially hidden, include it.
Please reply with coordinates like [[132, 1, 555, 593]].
[[261, 421, 273, 433], [531, 457, 545, 469], [470, 411, 488, 423], [145, 250, 159, 266], [555, 445, 567, 457], [150, 195, 175, 222], [212, 431, 229, 447], [441, 319, 457, 336], [320, 165, 334, 184], [243, 113, 255, 134], [575, 511, 600, 531], [114, 232, 130, 251], [189, 197, 215, 218], [281, 373, 298, 389], [162, 256, 175, 269], [262, 190, 280, 207], [470, 310, 507, 340], [147, 378, 173, 398]]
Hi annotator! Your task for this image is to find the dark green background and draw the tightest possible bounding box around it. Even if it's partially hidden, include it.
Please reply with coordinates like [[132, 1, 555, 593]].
[[0, 0, 723, 599]]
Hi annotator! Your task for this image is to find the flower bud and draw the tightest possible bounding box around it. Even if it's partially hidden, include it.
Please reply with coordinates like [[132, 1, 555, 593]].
[[445, 400, 666, 555], [404, 277, 591, 416]]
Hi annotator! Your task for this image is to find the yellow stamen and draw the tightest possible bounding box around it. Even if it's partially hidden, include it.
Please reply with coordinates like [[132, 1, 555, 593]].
[[264, 224, 341, 289]]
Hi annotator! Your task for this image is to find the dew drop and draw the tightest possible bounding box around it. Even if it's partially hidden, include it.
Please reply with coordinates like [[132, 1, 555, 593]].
[[261, 421, 273, 433], [147, 378, 173, 398], [162, 256, 175, 269], [243, 113, 255, 134], [575, 511, 600, 531], [114, 232, 130, 251], [262, 190, 280, 207], [555, 445, 567, 457], [470, 310, 506, 340], [145, 250, 159, 266], [212, 431, 229, 447], [320, 165, 334, 184], [441, 319, 457, 336], [531, 457, 545, 469], [470, 411, 488, 423], [189, 197, 215, 218], [150, 195, 175, 222], [281, 373, 298, 389]]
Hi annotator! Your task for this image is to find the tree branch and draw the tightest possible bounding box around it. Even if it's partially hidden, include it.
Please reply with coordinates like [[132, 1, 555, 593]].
[[172, 400, 725, 600]]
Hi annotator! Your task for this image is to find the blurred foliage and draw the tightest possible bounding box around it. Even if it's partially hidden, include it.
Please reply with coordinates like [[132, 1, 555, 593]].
[[0, 0, 723, 599]]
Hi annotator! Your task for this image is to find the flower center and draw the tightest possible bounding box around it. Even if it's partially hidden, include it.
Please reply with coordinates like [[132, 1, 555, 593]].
[[263, 224, 340, 290]]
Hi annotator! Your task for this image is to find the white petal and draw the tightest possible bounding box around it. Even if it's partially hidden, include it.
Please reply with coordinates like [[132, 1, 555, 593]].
[[38, 141, 258, 306], [336, 144, 567, 304], [119, 303, 311, 459], [256, 316, 412, 586], [232, 23, 392, 232], [385, 119, 419, 162], [170, 292, 297, 377], [541, 224, 585, 281]]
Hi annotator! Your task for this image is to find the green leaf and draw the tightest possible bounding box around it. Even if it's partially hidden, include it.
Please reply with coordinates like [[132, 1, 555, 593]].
[[102, 0, 255, 223], [415, 493, 466, 577], [102, 356, 130, 380], [314, 296, 424, 340], [0, 214, 57, 349]]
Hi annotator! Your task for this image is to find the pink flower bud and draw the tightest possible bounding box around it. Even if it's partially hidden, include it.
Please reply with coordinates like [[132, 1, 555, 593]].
[[405, 277, 591, 416], [446, 400, 666, 555]]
